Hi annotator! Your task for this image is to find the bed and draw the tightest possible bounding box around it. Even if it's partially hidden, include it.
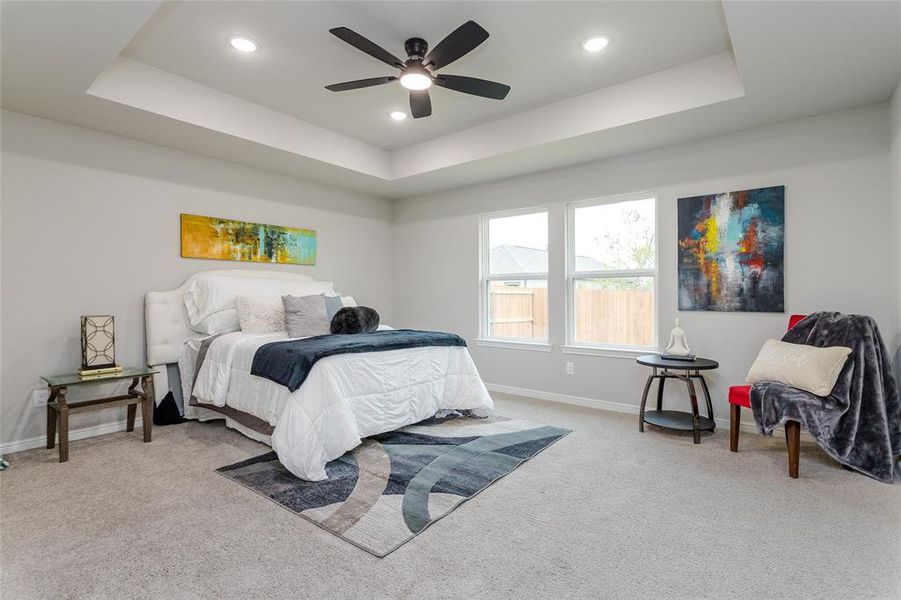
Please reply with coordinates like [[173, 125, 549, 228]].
[[145, 269, 493, 480]]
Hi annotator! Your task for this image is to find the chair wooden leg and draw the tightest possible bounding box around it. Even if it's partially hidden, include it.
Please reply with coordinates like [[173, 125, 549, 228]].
[[729, 404, 741, 452], [785, 420, 800, 478]]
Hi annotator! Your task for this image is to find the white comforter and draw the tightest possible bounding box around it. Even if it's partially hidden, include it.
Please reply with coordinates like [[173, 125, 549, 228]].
[[190, 331, 493, 481]]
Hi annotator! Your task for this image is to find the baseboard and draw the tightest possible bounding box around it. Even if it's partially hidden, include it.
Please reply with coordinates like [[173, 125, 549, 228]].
[[0, 418, 144, 455], [485, 383, 807, 437], [486, 382, 652, 418]]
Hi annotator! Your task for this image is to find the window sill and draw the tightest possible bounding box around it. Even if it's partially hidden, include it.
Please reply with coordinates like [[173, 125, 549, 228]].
[[560, 345, 659, 359], [474, 339, 553, 352]]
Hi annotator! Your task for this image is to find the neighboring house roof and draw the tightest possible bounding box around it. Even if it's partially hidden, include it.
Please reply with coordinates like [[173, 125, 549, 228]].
[[490, 245, 603, 274]]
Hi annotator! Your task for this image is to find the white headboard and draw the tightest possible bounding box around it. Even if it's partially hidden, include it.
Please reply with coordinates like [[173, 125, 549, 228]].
[[145, 269, 317, 397]]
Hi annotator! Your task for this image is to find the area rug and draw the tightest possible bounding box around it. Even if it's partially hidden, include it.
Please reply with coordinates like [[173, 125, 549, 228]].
[[217, 414, 571, 557]]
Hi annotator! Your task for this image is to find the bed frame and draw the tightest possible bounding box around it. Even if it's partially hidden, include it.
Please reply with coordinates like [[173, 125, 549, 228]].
[[145, 269, 318, 404]]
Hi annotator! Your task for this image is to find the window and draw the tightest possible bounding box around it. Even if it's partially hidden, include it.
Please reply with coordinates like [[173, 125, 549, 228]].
[[567, 194, 656, 349], [480, 210, 549, 342]]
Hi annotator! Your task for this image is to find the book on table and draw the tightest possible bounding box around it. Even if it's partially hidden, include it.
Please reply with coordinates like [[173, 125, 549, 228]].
[[77, 365, 124, 377], [78, 371, 124, 381], [660, 354, 697, 361]]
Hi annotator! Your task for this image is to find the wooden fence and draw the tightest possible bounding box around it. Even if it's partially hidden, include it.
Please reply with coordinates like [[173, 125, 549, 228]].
[[489, 286, 653, 346], [488, 286, 548, 339]]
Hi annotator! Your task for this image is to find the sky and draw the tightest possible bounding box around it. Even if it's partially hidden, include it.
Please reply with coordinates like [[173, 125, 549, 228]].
[[489, 211, 548, 250], [489, 198, 655, 263]]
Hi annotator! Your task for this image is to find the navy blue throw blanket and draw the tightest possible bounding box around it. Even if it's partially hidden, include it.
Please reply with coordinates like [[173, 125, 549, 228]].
[[250, 329, 467, 392]]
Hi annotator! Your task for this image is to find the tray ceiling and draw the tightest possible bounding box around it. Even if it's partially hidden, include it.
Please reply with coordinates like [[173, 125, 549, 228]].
[[2, 1, 898, 198]]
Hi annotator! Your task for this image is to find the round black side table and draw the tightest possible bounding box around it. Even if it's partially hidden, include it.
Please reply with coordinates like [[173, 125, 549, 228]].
[[636, 355, 719, 444]]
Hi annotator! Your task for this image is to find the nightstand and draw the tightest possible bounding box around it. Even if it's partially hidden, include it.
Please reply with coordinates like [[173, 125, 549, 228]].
[[39, 367, 157, 462]]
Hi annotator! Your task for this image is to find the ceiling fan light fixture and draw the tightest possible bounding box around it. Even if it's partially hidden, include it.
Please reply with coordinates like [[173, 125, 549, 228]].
[[229, 36, 259, 53], [581, 35, 610, 53], [400, 71, 432, 91], [389, 111, 407, 121]]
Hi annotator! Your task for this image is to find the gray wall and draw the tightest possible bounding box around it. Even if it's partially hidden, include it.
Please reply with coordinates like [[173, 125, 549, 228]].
[[892, 81, 901, 378], [2, 101, 898, 449], [392, 104, 896, 418], [0, 110, 394, 445]]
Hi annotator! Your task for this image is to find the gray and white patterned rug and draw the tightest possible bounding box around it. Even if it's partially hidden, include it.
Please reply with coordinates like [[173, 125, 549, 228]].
[[217, 414, 571, 556]]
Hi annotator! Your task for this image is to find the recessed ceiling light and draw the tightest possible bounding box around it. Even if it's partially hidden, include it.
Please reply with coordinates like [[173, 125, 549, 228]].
[[581, 36, 610, 53], [229, 36, 259, 53], [389, 111, 407, 121]]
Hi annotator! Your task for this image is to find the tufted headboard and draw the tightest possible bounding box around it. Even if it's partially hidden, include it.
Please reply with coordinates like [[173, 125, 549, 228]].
[[145, 269, 317, 401]]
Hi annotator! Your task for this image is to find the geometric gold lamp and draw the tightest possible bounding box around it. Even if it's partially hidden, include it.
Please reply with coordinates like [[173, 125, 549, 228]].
[[80, 315, 116, 370]]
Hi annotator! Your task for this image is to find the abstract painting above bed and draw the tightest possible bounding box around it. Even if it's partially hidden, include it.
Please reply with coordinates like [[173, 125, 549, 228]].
[[180, 213, 317, 265], [217, 414, 570, 557], [677, 185, 784, 312]]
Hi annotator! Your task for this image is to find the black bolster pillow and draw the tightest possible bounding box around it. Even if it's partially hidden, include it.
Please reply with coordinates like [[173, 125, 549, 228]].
[[330, 306, 380, 334]]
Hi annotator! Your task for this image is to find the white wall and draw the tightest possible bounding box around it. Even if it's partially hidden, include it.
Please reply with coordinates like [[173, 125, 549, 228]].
[[393, 105, 896, 419], [0, 110, 394, 446]]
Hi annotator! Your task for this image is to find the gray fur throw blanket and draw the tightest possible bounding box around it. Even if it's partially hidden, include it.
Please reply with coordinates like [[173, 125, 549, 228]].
[[750, 312, 901, 483], [330, 306, 380, 334]]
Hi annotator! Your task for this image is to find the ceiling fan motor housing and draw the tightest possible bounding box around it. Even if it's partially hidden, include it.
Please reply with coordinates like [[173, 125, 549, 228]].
[[404, 38, 429, 61]]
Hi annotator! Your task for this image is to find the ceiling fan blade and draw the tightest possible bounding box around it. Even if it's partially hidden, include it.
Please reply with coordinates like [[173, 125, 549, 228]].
[[325, 76, 397, 92], [424, 20, 489, 70], [329, 27, 405, 69], [435, 75, 510, 100], [409, 90, 432, 118]]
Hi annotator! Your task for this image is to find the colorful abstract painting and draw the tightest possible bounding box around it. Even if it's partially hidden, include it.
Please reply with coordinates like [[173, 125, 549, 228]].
[[677, 186, 784, 312], [180, 214, 316, 265]]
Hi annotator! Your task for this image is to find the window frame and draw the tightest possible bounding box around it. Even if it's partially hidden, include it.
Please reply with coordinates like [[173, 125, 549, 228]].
[[478, 206, 551, 348], [564, 192, 659, 354]]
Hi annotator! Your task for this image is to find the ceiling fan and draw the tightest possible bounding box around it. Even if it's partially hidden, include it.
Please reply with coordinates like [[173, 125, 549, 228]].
[[325, 20, 511, 119]]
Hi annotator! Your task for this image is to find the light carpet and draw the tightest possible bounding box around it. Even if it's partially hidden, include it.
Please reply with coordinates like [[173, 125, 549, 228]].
[[1, 394, 900, 599], [217, 414, 571, 556]]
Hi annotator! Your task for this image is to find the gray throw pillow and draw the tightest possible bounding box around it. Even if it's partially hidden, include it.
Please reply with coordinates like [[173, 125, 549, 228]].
[[323, 295, 344, 319], [282, 294, 330, 338]]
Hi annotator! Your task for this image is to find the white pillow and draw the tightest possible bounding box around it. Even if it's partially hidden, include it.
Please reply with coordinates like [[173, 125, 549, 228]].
[[746, 339, 852, 396], [194, 309, 240, 335], [341, 295, 357, 307], [281, 280, 336, 298], [235, 296, 286, 334], [184, 275, 281, 327]]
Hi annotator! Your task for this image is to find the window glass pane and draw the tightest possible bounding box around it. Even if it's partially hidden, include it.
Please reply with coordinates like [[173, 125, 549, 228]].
[[488, 279, 547, 340], [488, 212, 548, 275], [573, 277, 654, 346], [573, 198, 655, 271]]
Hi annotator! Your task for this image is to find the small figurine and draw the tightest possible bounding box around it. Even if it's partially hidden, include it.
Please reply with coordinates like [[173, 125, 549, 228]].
[[664, 318, 692, 356]]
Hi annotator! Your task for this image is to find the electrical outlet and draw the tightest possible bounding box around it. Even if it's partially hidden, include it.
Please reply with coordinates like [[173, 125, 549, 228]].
[[565, 362, 575, 375], [31, 388, 51, 408]]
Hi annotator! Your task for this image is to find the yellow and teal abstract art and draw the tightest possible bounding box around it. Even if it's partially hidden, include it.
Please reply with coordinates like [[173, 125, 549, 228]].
[[180, 214, 316, 266]]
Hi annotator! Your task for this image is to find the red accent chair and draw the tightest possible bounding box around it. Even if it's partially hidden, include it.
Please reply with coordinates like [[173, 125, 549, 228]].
[[729, 314, 807, 478]]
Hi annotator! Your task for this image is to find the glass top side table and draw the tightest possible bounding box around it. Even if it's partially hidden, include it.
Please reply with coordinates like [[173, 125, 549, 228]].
[[40, 367, 157, 462]]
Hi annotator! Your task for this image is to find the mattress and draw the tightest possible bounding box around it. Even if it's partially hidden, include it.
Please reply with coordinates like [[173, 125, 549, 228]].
[[177, 335, 275, 444], [180, 331, 494, 480]]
